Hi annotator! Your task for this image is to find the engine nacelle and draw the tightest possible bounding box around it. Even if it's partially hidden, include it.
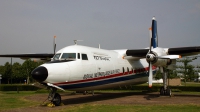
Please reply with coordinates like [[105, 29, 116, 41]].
[[153, 59, 177, 70], [153, 58, 172, 67], [146, 47, 177, 69]]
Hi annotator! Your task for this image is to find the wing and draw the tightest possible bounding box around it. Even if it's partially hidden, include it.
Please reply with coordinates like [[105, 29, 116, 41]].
[[126, 46, 200, 58], [0, 53, 54, 61], [167, 46, 200, 56], [126, 49, 149, 58]]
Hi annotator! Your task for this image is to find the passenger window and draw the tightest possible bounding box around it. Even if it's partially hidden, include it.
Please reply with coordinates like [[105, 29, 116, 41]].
[[82, 54, 88, 60], [122, 67, 125, 74], [78, 53, 80, 59]]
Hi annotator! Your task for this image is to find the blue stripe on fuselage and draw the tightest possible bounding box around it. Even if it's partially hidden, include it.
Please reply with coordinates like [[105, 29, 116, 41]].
[[59, 71, 156, 90]]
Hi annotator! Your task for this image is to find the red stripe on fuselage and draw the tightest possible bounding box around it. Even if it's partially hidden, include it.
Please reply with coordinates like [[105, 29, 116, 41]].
[[54, 66, 156, 86]]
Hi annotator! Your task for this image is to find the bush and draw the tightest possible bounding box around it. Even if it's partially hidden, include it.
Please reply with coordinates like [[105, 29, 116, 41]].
[[113, 85, 200, 92], [0, 84, 40, 91]]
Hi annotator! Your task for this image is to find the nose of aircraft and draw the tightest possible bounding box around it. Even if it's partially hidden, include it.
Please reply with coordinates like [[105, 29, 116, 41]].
[[31, 66, 48, 82]]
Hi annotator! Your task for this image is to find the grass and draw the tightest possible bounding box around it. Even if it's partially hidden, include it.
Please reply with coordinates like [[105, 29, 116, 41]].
[[1, 83, 200, 112], [0, 91, 38, 110], [0, 91, 200, 112], [58, 104, 200, 112], [181, 82, 200, 86]]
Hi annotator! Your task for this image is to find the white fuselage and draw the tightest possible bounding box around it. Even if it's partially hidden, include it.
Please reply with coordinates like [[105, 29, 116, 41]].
[[40, 45, 156, 91]]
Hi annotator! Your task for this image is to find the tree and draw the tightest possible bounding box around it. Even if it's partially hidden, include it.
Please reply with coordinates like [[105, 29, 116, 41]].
[[168, 69, 178, 79], [154, 69, 162, 80], [21, 59, 43, 84], [0, 65, 5, 83], [12, 62, 25, 83], [154, 69, 178, 80], [2, 62, 12, 84], [176, 57, 197, 85], [0, 59, 43, 84]]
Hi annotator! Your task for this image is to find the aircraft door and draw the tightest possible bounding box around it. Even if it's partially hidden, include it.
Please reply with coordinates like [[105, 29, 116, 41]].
[[81, 53, 95, 79]]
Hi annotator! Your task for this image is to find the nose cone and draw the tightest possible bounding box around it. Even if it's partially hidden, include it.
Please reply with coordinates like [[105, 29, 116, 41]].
[[31, 66, 48, 82]]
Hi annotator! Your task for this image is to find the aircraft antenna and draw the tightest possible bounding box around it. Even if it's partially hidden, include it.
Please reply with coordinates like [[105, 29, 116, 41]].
[[54, 36, 56, 55], [99, 44, 101, 49], [74, 40, 83, 45]]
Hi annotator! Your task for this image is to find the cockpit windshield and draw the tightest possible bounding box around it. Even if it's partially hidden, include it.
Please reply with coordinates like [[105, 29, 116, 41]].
[[61, 53, 76, 60], [52, 53, 61, 60]]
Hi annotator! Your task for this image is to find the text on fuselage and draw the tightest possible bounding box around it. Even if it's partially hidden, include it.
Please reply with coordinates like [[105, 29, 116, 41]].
[[83, 69, 120, 79], [93, 56, 110, 61]]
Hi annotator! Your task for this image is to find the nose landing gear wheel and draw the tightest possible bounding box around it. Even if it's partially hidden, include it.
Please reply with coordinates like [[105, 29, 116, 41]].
[[52, 93, 61, 106]]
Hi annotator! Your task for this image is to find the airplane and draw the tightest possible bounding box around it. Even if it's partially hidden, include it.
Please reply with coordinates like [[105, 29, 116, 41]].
[[0, 17, 200, 106]]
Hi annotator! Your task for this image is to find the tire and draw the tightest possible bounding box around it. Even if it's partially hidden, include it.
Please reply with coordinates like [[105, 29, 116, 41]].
[[52, 93, 61, 106], [166, 87, 171, 96], [160, 87, 164, 95]]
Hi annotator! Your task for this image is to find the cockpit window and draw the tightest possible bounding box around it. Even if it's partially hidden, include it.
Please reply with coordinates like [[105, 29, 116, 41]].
[[53, 53, 61, 60], [61, 53, 76, 60], [82, 54, 88, 60]]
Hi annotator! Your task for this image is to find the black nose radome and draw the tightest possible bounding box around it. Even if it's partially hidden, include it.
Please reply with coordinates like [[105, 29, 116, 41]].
[[31, 66, 48, 82]]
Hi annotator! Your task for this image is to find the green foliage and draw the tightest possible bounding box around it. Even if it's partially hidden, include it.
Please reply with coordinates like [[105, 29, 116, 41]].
[[154, 69, 178, 80], [112, 84, 200, 92], [176, 57, 197, 83], [0, 84, 40, 91], [154, 70, 162, 80], [0, 59, 43, 84]]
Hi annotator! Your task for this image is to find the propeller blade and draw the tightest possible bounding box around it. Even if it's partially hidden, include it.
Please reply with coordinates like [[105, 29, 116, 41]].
[[149, 27, 152, 52], [54, 36, 56, 55], [152, 17, 157, 48], [148, 62, 153, 88]]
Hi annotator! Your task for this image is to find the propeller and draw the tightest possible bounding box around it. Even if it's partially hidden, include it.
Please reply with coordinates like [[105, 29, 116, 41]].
[[146, 17, 181, 88], [147, 17, 157, 88], [54, 36, 57, 55]]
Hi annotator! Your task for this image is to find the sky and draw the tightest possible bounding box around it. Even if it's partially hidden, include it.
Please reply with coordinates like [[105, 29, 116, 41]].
[[0, 0, 200, 65]]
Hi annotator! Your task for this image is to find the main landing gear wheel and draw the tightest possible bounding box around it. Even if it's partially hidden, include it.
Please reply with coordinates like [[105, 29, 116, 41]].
[[166, 87, 172, 96], [52, 93, 61, 106], [159, 86, 171, 96], [160, 87, 164, 95]]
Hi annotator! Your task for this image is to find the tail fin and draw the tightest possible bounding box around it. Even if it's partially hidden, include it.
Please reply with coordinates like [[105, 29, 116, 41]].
[[151, 17, 158, 48]]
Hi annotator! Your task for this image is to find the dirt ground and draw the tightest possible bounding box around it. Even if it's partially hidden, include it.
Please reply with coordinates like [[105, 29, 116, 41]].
[[3, 91, 200, 112]]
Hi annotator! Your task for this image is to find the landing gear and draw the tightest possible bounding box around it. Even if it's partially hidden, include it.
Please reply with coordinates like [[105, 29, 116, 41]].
[[48, 87, 61, 106], [159, 67, 172, 96], [160, 87, 171, 96], [160, 87, 164, 95], [52, 93, 61, 106]]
